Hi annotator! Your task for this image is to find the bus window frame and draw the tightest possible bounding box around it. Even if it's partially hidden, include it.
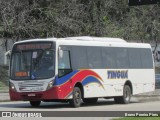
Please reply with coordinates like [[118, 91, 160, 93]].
[[10, 41, 56, 80]]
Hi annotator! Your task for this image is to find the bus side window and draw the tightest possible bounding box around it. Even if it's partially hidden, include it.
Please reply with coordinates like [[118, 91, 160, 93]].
[[58, 50, 72, 77]]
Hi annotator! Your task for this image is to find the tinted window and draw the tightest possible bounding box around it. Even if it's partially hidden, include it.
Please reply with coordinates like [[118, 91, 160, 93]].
[[68, 46, 153, 70], [87, 47, 102, 68], [128, 48, 142, 68], [102, 47, 117, 68], [115, 48, 129, 68], [141, 49, 153, 68], [71, 47, 88, 69]]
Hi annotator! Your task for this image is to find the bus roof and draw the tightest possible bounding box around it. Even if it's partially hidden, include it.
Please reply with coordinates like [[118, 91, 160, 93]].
[[13, 36, 151, 49], [62, 36, 127, 43]]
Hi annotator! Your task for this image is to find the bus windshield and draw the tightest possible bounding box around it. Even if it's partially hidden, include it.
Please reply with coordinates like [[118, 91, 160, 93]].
[[11, 42, 55, 80]]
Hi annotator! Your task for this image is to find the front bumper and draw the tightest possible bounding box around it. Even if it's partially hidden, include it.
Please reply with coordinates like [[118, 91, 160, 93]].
[[9, 87, 60, 101]]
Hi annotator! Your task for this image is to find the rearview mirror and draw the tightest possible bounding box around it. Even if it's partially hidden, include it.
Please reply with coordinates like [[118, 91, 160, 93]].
[[4, 50, 11, 65]]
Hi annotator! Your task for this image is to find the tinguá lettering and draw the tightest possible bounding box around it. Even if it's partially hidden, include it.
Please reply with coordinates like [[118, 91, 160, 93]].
[[107, 70, 128, 79]]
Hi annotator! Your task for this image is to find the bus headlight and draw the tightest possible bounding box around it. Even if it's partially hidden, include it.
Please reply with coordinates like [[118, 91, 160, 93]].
[[47, 80, 54, 90], [9, 82, 17, 92]]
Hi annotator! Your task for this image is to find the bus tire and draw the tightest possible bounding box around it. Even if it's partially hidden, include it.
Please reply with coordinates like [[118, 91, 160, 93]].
[[83, 98, 98, 104], [114, 85, 131, 104], [30, 101, 41, 107], [69, 87, 82, 108]]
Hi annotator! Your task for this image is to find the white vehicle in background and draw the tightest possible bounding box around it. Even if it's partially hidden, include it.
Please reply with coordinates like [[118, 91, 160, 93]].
[[9, 36, 155, 107]]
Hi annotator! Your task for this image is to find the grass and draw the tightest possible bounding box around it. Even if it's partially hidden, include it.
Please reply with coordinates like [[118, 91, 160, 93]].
[[112, 117, 160, 120]]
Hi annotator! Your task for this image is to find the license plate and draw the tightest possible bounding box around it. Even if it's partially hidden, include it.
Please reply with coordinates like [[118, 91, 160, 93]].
[[28, 94, 36, 96]]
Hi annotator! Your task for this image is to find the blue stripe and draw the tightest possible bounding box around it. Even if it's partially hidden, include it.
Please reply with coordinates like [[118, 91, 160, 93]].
[[82, 76, 102, 86], [54, 70, 79, 86]]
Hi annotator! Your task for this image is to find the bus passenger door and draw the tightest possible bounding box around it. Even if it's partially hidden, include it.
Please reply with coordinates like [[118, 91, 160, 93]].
[[58, 49, 73, 99]]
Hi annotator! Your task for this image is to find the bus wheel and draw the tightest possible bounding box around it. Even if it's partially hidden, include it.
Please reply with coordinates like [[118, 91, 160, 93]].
[[30, 101, 41, 107], [83, 98, 98, 104], [114, 85, 131, 104], [69, 87, 82, 108]]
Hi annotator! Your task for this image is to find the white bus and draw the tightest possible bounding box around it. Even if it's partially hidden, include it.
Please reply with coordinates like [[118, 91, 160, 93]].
[[9, 36, 155, 107]]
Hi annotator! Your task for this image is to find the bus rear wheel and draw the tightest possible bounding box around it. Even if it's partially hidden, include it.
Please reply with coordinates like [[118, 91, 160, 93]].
[[30, 101, 41, 107], [114, 85, 131, 104], [83, 98, 98, 104], [69, 87, 82, 108]]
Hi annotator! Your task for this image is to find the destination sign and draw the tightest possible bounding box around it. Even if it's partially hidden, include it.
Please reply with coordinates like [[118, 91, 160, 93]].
[[14, 42, 53, 51]]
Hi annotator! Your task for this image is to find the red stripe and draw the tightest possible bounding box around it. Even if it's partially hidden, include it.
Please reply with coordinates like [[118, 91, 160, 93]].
[[59, 70, 103, 98]]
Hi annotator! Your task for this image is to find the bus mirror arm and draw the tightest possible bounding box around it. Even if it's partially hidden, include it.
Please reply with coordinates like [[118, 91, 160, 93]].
[[4, 50, 11, 65]]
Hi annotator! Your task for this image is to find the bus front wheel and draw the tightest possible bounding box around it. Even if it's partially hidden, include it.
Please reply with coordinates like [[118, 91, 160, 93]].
[[30, 101, 41, 107], [69, 87, 82, 108], [114, 85, 131, 104]]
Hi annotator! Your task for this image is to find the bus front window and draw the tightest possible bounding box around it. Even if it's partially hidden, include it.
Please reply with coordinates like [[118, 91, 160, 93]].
[[31, 50, 55, 79], [11, 52, 32, 80], [11, 49, 55, 80]]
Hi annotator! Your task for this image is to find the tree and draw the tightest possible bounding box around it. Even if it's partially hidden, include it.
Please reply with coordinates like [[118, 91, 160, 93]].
[[0, 0, 160, 51]]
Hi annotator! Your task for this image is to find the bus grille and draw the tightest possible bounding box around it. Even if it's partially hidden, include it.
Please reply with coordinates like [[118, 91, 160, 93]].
[[18, 82, 45, 92], [18, 83, 44, 87]]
